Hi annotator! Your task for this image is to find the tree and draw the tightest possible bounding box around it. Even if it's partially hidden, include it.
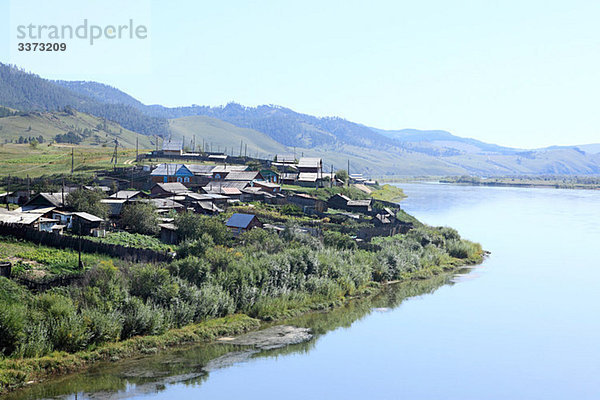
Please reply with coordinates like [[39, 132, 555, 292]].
[[174, 213, 230, 245], [121, 202, 159, 235], [29, 139, 38, 148], [66, 188, 108, 218], [335, 169, 349, 183]]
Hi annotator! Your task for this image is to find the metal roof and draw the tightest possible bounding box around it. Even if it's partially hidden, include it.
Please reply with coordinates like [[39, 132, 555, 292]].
[[73, 212, 104, 222], [298, 157, 322, 168], [162, 139, 183, 151], [226, 213, 258, 229]]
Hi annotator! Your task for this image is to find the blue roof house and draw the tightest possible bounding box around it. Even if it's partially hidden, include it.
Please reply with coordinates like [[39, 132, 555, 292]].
[[225, 213, 263, 235]]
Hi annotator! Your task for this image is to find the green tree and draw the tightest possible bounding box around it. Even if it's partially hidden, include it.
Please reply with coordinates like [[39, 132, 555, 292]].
[[120, 202, 159, 235], [66, 188, 108, 218], [174, 213, 230, 245], [335, 169, 349, 183]]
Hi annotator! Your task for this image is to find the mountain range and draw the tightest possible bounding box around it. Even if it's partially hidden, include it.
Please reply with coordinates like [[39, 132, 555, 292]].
[[1, 62, 600, 176]]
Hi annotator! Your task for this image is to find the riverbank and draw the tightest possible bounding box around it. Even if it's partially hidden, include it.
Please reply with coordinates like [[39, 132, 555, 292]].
[[0, 246, 484, 395]]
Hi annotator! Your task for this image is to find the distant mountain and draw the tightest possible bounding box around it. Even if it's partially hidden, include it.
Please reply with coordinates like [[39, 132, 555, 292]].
[[0, 63, 167, 137], [373, 128, 519, 155], [5, 63, 600, 176]]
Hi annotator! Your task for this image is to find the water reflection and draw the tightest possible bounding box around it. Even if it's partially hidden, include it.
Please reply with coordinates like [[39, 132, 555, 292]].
[[7, 269, 472, 400]]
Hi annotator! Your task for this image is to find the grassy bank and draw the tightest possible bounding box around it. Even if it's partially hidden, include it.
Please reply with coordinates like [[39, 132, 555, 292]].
[[0, 314, 259, 393], [0, 211, 484, 395]]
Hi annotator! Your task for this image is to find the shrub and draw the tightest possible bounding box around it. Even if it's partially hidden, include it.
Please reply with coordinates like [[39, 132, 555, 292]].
[[168, 256, 211, 287], [82, 308, 123, 345], [324, 231, 357, 250], [120, 297, 167, 339], [120, 203, 160, 235], [0, 304, 26, 356], [129, 264, 179, 305]]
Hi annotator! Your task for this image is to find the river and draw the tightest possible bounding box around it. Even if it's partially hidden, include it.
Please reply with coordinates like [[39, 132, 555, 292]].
[[9, 183, 600, 399]]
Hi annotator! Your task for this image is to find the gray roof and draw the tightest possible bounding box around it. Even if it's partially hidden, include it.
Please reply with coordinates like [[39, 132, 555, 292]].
[[347, 199, 372, 207], [203, 181, 249, 191], [73, 212, 104, 222], [148, 199, 185, 209], [223, 171, 261, 181], [298, 157, 321, 168], [154, 182, 190, 194], [162, 139, 183, 151], [226, 213, 259, 229], [110, 190, 142, 199], [151, 163, 185, 176], [298, 173, 319, 182]]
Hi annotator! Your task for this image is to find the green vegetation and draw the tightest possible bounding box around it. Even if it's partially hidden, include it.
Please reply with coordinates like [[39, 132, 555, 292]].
[[120, 203, 159, 235], [84, 231, 170, 252], [0, 144, 142, 178], [0, 237, 108, 276], [370, 184, 407, 202], [66, 188, 108, 219]]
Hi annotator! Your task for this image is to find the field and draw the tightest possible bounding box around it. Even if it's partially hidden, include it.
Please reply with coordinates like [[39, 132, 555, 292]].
[[0, 144, 149, 178]]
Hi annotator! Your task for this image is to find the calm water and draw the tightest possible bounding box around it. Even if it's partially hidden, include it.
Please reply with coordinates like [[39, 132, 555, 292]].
[[11, 183, 600, 399]]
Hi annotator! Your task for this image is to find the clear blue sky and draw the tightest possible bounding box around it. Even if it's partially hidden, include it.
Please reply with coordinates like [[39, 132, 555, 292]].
[[1, 0, 599, 148]]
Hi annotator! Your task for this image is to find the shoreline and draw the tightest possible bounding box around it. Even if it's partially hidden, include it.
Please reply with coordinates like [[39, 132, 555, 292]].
[[0, 253, 484, 396]]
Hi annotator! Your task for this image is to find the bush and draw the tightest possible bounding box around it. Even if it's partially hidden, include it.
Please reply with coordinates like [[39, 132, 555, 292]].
[[168, 256, 211, 287], [0, 304, 26, 356], [82, 308, 123, 345], [120, 203, 160, 235], [129, 265, 179, 305], [324, 231, 357, 250], [120, 297, 167, 339]]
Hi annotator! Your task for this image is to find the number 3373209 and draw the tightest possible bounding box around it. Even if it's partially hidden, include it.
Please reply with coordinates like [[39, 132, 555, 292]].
[[18, 43, 67, 51]]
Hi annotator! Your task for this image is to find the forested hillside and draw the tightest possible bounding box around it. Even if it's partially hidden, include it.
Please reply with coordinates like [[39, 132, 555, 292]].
[[0, 64, 167, 137]]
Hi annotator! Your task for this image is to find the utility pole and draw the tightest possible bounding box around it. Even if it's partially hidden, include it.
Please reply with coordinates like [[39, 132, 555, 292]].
[[71, 147, 74, 175], [245, 144, 247, 158], [61, 177, 65, 206], [330, 164, 333, 188], [347, 160, 350, 187], [6, 175, 10, 210], [27, 174, 30, 199], [240, 140, 243, 157], [135, 135, 139, 162]]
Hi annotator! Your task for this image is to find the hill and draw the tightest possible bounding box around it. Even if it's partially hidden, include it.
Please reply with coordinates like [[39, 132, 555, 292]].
[[0, 108, 153, 149], [6, 64, 600, 176], [0, 63, 167, 137]]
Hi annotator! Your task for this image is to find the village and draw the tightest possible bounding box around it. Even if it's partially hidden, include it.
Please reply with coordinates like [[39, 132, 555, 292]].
[[0, 139, 411, 262]]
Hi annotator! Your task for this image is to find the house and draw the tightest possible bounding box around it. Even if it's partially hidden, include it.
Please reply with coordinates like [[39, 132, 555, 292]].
[[150, 164, 195, 184], [71, 212, 104, 236], [347, 199, 373, 213], [22, 193, 65, 211], [289, 193, 328, 213], [327, 194, 352, 210], [260, 169, 280, 183], [225, 213, 262, 235], [280, 172, 299, 185], [151, 182, 191, 198], [275, 154, 296, 165], [208, 154, 227, 162], [100, 199, 128, 218], [158, 223, 178, 244], [298, 157, 322, 174], [297, 172, 320, 187], [254, 180, 281, 193], [162, 139, 183, 156], [0, 210, 44, 228], [6, 190, 31, 205], [211, 165, 248, 180], [223, 171, 264, 182], [109, 190, 149, 200], [147, 198, 186, 213]]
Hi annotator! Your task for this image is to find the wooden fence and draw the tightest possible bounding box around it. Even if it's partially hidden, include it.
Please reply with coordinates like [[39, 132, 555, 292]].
[[0, 223, 172, 264]]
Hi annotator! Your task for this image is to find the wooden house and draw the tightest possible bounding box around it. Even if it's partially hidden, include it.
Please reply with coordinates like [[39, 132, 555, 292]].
[[226, 213, 262, 235]]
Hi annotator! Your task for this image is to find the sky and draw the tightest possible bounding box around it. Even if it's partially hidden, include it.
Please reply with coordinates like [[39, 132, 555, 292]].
[[1, 0, 599, 149]]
